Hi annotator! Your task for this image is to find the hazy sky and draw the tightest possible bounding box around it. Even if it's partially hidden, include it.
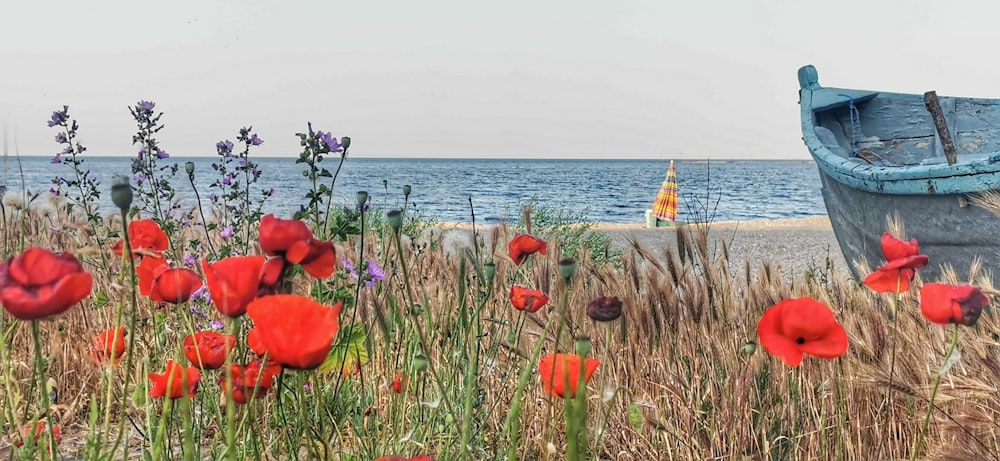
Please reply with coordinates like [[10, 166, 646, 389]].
[[3, 1, 999, 159]]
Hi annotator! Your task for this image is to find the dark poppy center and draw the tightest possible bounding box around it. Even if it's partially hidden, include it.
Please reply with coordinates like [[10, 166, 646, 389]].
[[795, 337, 806, 345]]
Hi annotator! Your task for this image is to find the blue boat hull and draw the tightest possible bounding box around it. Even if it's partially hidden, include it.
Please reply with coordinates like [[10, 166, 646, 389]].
[[799, 65, 1000, 281]]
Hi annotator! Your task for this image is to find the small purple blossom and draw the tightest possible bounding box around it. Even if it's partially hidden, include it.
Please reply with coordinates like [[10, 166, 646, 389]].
[[220, 226, 234, 239], [317, 131, 343, 152], [344, 259, 385, 288], [217, 140, 234, 155], [54, 133, 67, 144], [250, 134, 263, 146], [50, 155, 61, 164], [184, 255, 196, 266], [207, 193, 218, 201], [156, 149, 170, 159], [210, 320, 225, 330], [137, 101, 155, 111], [46, 106, 68, 127], [222, 175, 232, 186]]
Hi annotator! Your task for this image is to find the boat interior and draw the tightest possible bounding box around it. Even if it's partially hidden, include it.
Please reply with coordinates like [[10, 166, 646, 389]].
[[812, 94, 1000, 167]]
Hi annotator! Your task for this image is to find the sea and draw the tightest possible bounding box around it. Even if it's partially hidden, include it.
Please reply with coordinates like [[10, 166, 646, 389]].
[[0, 156, 827, 224]]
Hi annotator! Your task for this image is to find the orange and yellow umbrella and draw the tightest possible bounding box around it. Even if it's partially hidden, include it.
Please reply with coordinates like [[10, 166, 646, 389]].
[[652, 160, 677, 222]]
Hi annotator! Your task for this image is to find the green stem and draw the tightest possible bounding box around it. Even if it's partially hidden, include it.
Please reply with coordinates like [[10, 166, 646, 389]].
[[504, 314, 558, 461], [110, 208, 141, 460], [31, 321, 58, 460], [910, 323, 960, 461]]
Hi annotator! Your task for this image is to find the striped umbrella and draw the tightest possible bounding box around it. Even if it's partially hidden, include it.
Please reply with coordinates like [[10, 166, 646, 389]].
[[652, 160, 678, 222]]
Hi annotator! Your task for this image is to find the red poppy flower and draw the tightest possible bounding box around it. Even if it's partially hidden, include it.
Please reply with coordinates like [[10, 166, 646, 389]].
[[509, 285, 549, 313], [14, 421, 61, 448], [148, 360, 201, 399], [148, 267, 203, 304], [757, 297, 849, 367], [113, 219, 169, 258], [509, 233, 547, 265], [183, 331, 237, 369], [0, 248, 93, 320], [538, 353, 599, 398], [863, 232, 929, 294], [286, 239, 336, 279], [259, 214, 336, 280], [202, 256, 265, 317], [247, 327, 268, 356], [222, 358, 282, 404], [91, 327, 127, 364], [246, 295, 341, 370], [259, 214, 314, 256], [391, 373, 408, 394], [920, 283, 989, 326]]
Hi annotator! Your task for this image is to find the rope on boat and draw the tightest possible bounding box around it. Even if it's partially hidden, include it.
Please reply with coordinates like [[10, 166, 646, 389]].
[[838, 93, 862, 155]]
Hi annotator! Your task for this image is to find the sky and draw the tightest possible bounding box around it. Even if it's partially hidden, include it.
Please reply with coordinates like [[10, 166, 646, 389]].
[[3, 0, 1000, 160]]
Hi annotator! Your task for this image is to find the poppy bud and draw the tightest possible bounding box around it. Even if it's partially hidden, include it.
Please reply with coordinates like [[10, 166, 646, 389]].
[[184, 161, 195, 176], [111, 174, 133, 212], [484, 262, 496, 281], [403, 184, 412, 197], [558, 258, 576, 279], [411, 351, 429, 372], [586, 296, 623, 322], [356, 191, 368, 206], [340, 136, 351, 150], [741, 342, 757, 356], [387, 209, 403, 231]]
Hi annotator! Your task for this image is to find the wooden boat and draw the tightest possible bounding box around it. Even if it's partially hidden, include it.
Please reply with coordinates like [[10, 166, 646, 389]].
[[798, 65, 1000, 281]]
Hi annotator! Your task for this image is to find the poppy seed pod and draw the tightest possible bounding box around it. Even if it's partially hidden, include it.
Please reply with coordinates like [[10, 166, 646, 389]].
[[111, 174, 133, 212], [403, 184, 412, 197], [184, 161, 195, 176], [586, 296, 623, 322], [574, 336, 592, 358], [483, 262, 496, 281], [340, 136, 351, 150], [411, 351, 429, 372], [356, 191, 369, 206], [387, 209, 403, 231], [558, 258, 576, 279]]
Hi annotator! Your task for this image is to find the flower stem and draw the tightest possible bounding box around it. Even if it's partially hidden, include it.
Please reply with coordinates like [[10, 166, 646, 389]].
[[910, 323, 960, 460], [31, 321, 58, 460]]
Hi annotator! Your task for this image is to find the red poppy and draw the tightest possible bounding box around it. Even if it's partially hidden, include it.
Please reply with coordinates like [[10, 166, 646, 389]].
[[91, 327, 127, 365], [148, 267, 203, 304], [14, 421, 61, 448], [863, 232, 929, 294], [757, 297, 849, 367], [0, 248, 93, 320], [509, 285, 549, 313], [538, 353, 599, 398], [246, 295, 341, 370], [222, 358, 282, 404], [183, 331, 237, 369], [259, 214, 336, 280], [920, 283, 989, 326], [113, 219, 169, 258], [391, 373, 408, 394], [148, 360, 201, 399], [202, 256, 265, 317], [258, 257, 287, 295], [509, 233, 547, 265], [247, 327, 268, 356]]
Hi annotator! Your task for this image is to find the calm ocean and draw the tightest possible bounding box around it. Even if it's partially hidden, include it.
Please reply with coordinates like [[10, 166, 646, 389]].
[[0, 156, 825, 224]]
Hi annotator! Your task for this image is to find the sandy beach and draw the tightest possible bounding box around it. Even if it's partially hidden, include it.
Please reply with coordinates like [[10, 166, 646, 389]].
[[435, 215, 850, 280]]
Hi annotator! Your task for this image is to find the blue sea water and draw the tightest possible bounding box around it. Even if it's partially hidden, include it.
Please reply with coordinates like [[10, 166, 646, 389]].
[[0, 156, 826, 224]]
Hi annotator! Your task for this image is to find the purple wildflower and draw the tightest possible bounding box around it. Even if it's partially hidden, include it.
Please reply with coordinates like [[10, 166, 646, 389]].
[[137, 101, 155, 111], [184, 255, 197, 266], [50, 155, 61, 164], [46, 106, 68, 127], [54, 133, 67, 144], [156, 149, 169, 159], [317, 131, 343, 152], [220, 226, 234, 239], [365, 260, 385, 287], [216, 140, 234, 156], [250, 134, 263, 146], [222, 175, 232, 186], [210, 320, 225, 330]]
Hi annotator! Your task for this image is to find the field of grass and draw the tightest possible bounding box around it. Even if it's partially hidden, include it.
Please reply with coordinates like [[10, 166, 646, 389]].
[[3, 104, 1000, 460]]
